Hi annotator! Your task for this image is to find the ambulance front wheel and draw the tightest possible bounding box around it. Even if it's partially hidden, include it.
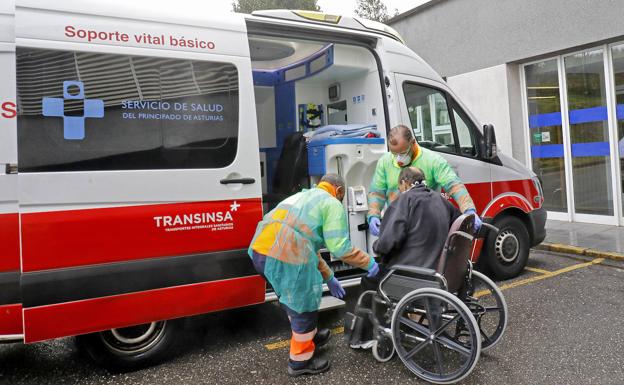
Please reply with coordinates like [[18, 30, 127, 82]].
[[77, 319, 180, 371], [482, 215, 530, 280]]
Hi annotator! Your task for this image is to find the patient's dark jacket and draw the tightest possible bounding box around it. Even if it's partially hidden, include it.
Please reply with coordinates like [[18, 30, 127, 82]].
[[373, 183, 461, 270]]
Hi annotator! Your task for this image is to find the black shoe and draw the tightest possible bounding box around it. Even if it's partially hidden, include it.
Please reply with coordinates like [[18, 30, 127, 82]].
[[287, 357, 331, 377], [313, 328, 331, 348]]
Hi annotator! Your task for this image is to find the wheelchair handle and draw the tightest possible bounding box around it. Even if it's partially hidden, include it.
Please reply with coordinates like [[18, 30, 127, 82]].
[[475, 222, 499, 239], [480, 222, 499, 233]]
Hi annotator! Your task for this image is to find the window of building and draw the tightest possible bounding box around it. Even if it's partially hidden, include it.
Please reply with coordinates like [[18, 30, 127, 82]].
[[16, 48, 239, 172]]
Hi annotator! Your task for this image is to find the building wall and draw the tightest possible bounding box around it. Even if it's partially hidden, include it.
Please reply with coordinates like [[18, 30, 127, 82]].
[[446, 64, 513, 156], [445, 63, 528, 165], [390, 0, 624, 77], [505, 63, 526, 165]]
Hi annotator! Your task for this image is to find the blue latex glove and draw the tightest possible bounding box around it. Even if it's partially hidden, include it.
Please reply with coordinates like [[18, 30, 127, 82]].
[[465, 209, 482, 231], [369, 217, 381, 236], [327, 277, 345, 299], [367, 261, 380, 278]]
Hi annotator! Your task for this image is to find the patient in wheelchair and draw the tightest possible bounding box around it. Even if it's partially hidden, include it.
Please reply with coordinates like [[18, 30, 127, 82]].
[[350, 166, 461, 349]]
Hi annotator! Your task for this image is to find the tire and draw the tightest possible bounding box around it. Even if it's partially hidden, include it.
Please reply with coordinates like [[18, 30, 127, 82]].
[[391, 288, 481, 384], [76, 320, 179, 372], [482, 215, 530, 279], [467, 271, 508, 351]]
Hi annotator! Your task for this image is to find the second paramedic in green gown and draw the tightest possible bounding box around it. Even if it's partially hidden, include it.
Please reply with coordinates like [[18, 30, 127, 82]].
[[367, 125, 481, 234]]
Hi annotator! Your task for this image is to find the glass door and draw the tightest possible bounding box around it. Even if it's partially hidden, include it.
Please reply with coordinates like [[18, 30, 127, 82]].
[[524, 59, 568, 216], [563, 49, 616, 222], [610, 43, 624, 222]]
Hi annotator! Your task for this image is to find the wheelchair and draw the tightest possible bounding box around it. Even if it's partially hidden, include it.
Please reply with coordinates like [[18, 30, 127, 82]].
[[345, 214, 508, 384]]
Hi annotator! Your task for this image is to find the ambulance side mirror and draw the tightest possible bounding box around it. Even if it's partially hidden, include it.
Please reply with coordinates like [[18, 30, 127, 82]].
[[483, 124, 498, 159]]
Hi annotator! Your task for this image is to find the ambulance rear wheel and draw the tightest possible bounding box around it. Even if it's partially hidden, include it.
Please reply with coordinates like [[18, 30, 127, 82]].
[[77, 320, 179, 371], [483, 215, 529, 280]]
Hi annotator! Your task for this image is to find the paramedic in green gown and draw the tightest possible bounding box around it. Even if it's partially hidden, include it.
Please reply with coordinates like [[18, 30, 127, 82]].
[[249, 173, 379, 376], [367, 124, 481, 235]]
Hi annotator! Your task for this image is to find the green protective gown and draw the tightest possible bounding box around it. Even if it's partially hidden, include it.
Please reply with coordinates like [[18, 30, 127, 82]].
[[367, 146, 475, 221], [249, 188, 374, 314]]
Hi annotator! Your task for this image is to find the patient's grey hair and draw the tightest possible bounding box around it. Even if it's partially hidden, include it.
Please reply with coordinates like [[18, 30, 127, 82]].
[[399, 167, 425, 186], [320, 173, 345, 189]]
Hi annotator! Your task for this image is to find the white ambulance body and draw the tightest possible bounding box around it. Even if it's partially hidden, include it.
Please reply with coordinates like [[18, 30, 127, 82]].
[[0, 0, 545, 368]]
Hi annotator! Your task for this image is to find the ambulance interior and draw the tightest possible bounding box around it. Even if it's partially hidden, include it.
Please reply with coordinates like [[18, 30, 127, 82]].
[[249, 35, 387, 265]]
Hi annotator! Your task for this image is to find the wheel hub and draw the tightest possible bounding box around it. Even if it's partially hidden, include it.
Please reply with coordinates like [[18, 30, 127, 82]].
[[110, 322, 157, 345], [100, 321, 166, 355], [495, 230, 519, 263]]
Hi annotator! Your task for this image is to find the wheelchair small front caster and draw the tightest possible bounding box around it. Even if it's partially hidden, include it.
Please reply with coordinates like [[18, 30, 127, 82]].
[[372, 336, 395, 362]]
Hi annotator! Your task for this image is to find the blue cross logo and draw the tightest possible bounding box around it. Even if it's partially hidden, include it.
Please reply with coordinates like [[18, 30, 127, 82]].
[[42, 81, 104, 140]]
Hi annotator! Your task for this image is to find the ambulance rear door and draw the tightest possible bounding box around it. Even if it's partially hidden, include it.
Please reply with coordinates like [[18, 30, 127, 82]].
[[0, 0, 22, 340], [15, 1, 264, 343]]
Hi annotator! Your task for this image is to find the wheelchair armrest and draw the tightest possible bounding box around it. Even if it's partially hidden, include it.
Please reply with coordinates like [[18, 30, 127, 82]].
[[388, 264, 437, 277]]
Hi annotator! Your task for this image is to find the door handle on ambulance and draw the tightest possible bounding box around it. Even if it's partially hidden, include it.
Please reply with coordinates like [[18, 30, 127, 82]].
[[219, 177, 256, 185]]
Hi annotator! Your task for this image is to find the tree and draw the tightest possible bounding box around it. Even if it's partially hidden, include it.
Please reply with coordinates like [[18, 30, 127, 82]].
[[354, 0, 389, 23], [232, 0, 321, 13]]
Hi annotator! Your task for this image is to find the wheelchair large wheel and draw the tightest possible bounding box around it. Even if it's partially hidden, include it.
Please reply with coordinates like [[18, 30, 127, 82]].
[[467, 270, 508, 351], [391, 288, 481, 384]]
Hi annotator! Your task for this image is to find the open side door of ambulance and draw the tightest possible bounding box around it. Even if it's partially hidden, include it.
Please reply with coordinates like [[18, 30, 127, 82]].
[[0, 0, 22, 342], [15, 1, 264, 343]]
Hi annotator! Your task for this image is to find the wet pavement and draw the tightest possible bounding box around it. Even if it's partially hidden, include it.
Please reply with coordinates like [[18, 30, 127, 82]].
[[545, 219, 624, 254], [1, 250, 624, 385]]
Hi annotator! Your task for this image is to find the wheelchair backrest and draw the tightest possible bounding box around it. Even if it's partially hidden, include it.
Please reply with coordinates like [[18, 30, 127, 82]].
[[436, 214, 475, 293]]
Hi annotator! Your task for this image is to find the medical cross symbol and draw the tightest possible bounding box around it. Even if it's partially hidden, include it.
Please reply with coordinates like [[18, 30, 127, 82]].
[[42, 81, 104, 140], [230, 201, 240, 212]]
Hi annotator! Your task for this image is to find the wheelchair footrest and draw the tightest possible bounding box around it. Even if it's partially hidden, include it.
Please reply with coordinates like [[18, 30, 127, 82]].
[[344, 312, 365, 345]]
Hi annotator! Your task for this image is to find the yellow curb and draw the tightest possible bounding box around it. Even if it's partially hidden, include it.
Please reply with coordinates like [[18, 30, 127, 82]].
[[585, 249, 624, 261], [536, 242, 624, 262]]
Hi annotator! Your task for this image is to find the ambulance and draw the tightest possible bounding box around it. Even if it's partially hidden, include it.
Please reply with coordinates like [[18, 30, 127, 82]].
[[0, 0, 546, 369]]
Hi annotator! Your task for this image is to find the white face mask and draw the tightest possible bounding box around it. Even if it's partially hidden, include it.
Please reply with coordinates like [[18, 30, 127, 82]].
[[395, 152, 412, 167], [394, 143, 414, 167]]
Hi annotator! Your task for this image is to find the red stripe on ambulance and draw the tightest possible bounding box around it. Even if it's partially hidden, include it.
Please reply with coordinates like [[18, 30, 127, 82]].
[[21, 199, 262, 272], [0, 213, 20, 272], [464, 179, 538, 218], [23, 275, 265, 343], [462, 181, 492, 213], [492, 179, 538, 207], [0, 304, 23, 335]]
